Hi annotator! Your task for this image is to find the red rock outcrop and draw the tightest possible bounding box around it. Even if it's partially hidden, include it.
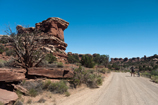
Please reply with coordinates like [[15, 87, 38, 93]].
[[16, 17, 69, 63], [0, 68, 26, 82], [0, 89, 18, 104], [28, 67, 73, 78]]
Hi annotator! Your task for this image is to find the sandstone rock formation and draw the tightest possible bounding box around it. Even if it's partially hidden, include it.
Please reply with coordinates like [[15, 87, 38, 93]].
[[28, 67, 73, 78], [16, 17, 69, 63], [0, 89, 18, 104], [0, 68, 26, 82]]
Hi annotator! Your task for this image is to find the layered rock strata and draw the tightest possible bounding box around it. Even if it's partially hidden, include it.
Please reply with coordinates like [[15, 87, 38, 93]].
[[16, 17, 69, 63]]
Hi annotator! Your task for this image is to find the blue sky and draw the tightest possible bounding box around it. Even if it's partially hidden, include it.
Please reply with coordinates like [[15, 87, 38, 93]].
[[0, 0, 158, 58]]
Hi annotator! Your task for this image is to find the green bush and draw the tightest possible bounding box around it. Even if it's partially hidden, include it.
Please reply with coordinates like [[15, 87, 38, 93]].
[[57, 62, 63, 68], [81, 55, 95, 68], [93, 54, 109, 67], [45, 53, 57, 63], [20, 80, 43, 97], [67, 54, 79, 63], [151, 70, 158, 76], [4, 59, 14, 67], [6, 49, 16, 56], [0, 44, 6, 54], [98, 68, 111, 74], [42, 80, 68, 94], [42, 80, 52, 89], [151, 75, 158, 83], [141, 71, 151, 78], [0, 35, 9, 44], [71, 66, 103, 88], [48, 81, 68, 94], [29, 88, 38, 97], [0, 62, 4, 68], [96, 75, 103, 86]]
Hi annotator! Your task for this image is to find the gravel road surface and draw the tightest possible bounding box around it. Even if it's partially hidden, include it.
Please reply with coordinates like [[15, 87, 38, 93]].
[[59, 72, 158, 105]]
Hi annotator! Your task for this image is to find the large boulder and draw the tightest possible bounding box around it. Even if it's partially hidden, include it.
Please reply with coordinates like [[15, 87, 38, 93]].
[[28, 68, 73, 78], [0, 68, 26, 82], [0, 89, 18, 104]]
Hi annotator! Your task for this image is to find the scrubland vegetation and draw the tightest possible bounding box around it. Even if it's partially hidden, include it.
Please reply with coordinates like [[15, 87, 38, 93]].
[[68, 53, 109, 68]]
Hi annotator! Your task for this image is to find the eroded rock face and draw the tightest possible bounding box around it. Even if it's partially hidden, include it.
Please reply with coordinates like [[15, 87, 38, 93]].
[[28, 67, 73, 78], [0, 89, 18, 104], [0, 68, 26, 82], [16, 17, 69, 63]]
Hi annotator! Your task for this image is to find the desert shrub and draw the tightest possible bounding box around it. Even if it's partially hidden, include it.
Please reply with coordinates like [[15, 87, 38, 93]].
[[126, 70, 130, 72], [0, 59, 6, 68], [38, 97, 46, 103], [151, 75, 158, 83], [112, 63, 120, 70], [96, 75, 103, 86], [0, 35, 9, 44], [57, 62, 63, 68], [98, 68, 110, 74], [151, 70, 158, 76], [14, 100, 23, 105], [86, 73, 103, 88], [4, 59, 15, 67], [0, 62, 4, 68], [87, 69, 94, 73], [45, 54, 57, 64], [81, 55, 95, 68], [65, 91, 70, 97], [37, 59, 49, 67], [47, 80, 68, 94], [141, 71, 151, 78], [6, 49, 16, 56], [42, 80, 68, 94], [93, 54, 109, 67], [67, 54, 79, 63], [42, 80, 52, 89], [71, 66, 103, 88], [20, 80, 43, 96], [99, 68, 106, 74], [29, 88, 38, 97], [0, 44, 8, 54]]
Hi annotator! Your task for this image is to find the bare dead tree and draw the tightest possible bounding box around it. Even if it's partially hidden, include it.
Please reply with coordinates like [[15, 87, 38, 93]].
[[5, 26, 46, 68]]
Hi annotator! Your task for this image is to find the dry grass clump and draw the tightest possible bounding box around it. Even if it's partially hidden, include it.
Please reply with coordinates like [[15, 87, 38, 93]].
[[43, 80, 68, 94], [20, 80, 43, 97]]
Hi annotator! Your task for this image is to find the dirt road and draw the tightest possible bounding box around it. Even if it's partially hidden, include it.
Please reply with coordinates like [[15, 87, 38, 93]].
[[58, 72, 158, 105]]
